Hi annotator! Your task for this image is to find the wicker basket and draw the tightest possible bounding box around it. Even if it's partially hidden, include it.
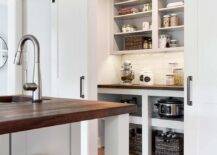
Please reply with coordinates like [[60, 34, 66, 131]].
[[154, 131, 183, 155], [130, 124, 142, 155], [124, 36, 144, 50]]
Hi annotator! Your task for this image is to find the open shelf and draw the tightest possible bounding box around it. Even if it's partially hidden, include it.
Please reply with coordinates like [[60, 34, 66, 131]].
[[130, 116, 142, 125], [111, 47, 184, 55], [151, 118, 184, 131], [159, 25, 184, 31], [114, 29, 152, 36], [114, 11, 152, 20], [114, 0, 148, 7], [159, 5, 184, 13]]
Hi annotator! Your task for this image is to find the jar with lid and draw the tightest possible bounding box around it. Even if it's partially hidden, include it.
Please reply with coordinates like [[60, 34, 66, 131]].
[[143, 39, 149, 49], [162, 15, 170, 27], [174, 68, 184, 86], [170, 39, 178, 47], [170, 13, 179, 26], [148, 39, 152, 49], [143, 3, 151, 12], [122, 25, 127, 33], [166, 74, 174, 86]]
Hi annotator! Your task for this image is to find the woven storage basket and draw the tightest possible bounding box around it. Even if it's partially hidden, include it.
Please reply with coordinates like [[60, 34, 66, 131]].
[[154, 132, 183, 155], [130, 124, 142, 155], [124, 36, 143, 50]]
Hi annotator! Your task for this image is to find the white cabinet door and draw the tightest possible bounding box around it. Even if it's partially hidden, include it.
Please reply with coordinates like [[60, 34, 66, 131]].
[[12, 1, 71, 155], [185, 0, 217, 154], [0, 134, 9, 155], [51, 0, 87, 98]]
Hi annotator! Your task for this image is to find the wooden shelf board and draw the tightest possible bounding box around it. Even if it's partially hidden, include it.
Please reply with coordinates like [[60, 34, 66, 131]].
[[114, 0, 148, 7], [159, 25, 184, 31], [151, 118, 184, 130], [114, 29, 152, 36], [111, 47, 184, 55], [114, 11, 152, 20], [159, 5, 184, 13]]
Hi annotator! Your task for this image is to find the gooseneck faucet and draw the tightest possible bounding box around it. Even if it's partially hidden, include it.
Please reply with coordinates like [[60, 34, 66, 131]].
[[14, 35, 42, 102]]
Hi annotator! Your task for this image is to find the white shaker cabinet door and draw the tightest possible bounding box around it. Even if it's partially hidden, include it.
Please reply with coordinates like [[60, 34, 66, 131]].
[[185, 0, 217, 154], [0, 134, 9, 155], [51, 0, 87, 98], [12, 1, 71, 155]]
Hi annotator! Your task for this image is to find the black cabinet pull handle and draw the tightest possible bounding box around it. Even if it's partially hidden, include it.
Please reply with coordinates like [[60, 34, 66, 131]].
[[80, 76, 85, 98], [187, 76, 193, 106]]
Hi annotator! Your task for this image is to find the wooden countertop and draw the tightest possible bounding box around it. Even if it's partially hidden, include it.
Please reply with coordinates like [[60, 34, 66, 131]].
[[98, 84, 184, 91], [0, 96, 136, 135]]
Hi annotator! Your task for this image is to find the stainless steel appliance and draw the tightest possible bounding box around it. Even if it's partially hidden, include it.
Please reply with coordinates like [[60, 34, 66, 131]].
[[154, 97, 183, 117]]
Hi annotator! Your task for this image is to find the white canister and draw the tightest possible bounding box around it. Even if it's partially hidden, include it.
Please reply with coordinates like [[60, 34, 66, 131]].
[[166, 74, 174, 86], [142, 22, 150, 31], [159, 34, 170, 48]]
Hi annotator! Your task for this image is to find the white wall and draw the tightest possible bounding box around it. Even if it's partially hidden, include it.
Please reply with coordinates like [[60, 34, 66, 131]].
[[0, 0, 8, 95], [22, 0, 51, 96]]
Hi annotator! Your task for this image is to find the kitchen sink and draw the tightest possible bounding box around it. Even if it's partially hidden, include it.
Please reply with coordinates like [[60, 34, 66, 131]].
[[0, 95, 50, 103]]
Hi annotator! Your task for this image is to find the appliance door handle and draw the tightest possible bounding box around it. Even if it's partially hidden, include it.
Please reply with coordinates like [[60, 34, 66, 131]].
[[80, 76, 85, 99], [187, 76, 193, 106]]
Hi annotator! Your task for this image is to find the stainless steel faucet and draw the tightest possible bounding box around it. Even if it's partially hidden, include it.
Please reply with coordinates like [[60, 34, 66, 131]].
[[14, 35, 42, 102]]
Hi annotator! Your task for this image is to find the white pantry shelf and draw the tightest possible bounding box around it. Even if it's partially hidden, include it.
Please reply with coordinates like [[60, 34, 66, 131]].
[[159, 25, 184, 31], [151, 118, 184, 131], [159, 5, 184, 13], [114, 29, 152, 36], [111, 47, 184, 55], [114, 11, 152, 20], [130, 116, 142, 125], [114, 0, 147, 7]]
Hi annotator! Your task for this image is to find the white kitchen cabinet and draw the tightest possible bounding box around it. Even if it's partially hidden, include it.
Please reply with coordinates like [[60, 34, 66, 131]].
[[185, 0, 217, 154], [0, 134, 9, 155], [51, 0, 98, 155]]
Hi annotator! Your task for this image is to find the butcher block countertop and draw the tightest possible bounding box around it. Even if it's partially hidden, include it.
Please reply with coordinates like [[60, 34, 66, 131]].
[[98, 84, 184, 91], [0, 95, 136, 135]]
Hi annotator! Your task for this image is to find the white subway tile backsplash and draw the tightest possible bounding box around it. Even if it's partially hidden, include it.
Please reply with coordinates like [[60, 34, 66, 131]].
[[121, 52, 184, 85]]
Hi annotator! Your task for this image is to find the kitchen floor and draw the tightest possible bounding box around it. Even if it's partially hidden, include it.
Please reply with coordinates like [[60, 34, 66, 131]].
[[98, 148, 104, 155]]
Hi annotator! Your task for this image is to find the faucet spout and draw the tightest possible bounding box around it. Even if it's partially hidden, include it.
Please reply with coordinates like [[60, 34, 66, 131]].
[[14, 35, 42, 102]]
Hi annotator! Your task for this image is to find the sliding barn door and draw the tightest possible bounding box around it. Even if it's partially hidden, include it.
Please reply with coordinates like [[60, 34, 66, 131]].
[[185, 0, 217, 154]]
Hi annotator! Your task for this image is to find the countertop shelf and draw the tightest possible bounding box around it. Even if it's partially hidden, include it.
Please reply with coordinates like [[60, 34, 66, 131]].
[[110, 47, 184, 55], [98, 84, 184, 91], [114, 11, 152, 20]]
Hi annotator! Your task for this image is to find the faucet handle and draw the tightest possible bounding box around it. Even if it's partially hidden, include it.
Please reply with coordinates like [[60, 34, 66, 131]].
[[23, 83, 37, 91]]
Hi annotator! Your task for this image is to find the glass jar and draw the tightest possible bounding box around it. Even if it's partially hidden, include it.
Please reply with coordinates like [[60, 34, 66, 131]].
[[143, 3, 151, 12], [143, 40, 149, 49], [122, 25, 126, 33], [148, 39, 152, 49], [166, 74, 174, 86], [162, 15, 170, 27], [170, 13, 179, 26], [174, 68, 184, 86], [170, 39, 178, 47]]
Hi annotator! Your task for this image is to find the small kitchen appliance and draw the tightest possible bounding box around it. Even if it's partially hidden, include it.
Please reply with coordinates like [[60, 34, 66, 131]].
[[139, 71, 154, 86], [154, 97, 183, 118]]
